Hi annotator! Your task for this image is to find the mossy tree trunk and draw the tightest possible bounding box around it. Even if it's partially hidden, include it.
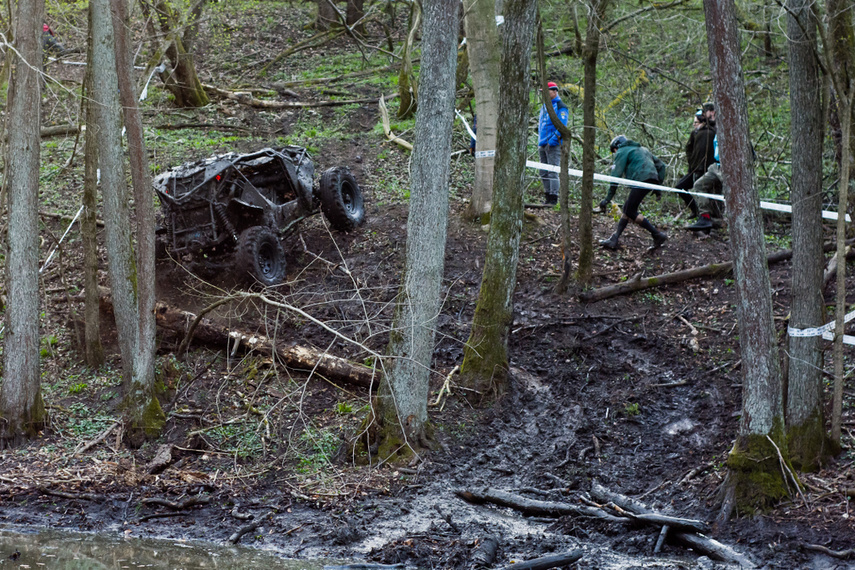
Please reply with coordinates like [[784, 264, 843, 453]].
[[113, 0, 161, 446], [784, 0, 834, 471], [364, 0, 458, 463], [0, 0, 46, 447], [91, 0, 164, 447], [458, 0, 537, 402], [703, 0, 789, 517], [397, 3, 420, 120], [461, 0, 500, 221], [140, 0, 209, 108]]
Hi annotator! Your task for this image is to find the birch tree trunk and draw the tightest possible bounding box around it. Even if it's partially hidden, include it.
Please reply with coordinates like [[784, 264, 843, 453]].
[[365, 0, 458, 462], [704, 0, 788, 516], [112, 0, 162, 446], [0, 0, 46, 447], [458, 0, 537, 401], [91, 0, 164, 446], [462, 0, 500, 221], [785, 0, 833, 470]]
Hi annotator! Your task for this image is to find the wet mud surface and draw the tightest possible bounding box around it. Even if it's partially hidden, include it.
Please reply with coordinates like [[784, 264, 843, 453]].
[[3, 4, 854, 569]]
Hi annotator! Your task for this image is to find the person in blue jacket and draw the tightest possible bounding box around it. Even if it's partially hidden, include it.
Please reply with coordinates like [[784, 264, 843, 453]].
[[538, 82, 569, 205], [599, 135, 669, 250]]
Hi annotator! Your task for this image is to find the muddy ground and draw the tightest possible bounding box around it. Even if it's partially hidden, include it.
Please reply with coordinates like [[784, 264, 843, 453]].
[[2, 3, 855, 569]]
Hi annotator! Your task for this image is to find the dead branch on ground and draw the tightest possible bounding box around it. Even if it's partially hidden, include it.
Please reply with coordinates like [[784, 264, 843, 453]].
[[154, 301, 379, 389], [378, 95, 413, 150], [580, 248, 796, 303], [495, 550, 584, 570], [590, 481, 756, 567], [203, 83, 397, 109]]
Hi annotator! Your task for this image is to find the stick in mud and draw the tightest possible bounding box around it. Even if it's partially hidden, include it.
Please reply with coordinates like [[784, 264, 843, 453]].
[[495, 550, 584, 570]]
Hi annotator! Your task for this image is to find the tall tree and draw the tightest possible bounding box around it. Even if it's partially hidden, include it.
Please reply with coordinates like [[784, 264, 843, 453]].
[[462, 0, 500, 220], [576, 0, 610, 285], [112, 0, 161, 445], [825, 0, 854, 446], [785, 0, 833, 470], [365, 0, 458, 461], [458, 0, 537, 400], [91, 0, 164, 446], [0, 0, 46, 447], [704, 0, 789, 517], [82, 9, 104, 368]]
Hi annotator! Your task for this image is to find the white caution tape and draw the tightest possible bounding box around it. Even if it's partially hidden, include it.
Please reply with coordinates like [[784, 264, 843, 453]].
[[454, 113, 851, 222], [788, 307, 855, 346], [475, 150, 495, 158], [523, 157, 850, 223]]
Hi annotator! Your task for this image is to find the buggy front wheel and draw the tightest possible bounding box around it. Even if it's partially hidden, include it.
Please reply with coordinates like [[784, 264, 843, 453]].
[[236, 227, 287, 286]]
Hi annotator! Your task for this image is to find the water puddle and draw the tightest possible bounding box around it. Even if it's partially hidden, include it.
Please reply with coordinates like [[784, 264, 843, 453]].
[[0, 526, 327, 569]]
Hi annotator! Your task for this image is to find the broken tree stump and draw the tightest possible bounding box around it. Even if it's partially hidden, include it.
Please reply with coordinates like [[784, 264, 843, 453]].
[[154, 301, 380, 389]]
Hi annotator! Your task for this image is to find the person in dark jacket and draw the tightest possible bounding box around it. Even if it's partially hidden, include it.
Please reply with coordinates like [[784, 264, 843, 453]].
[[673, 108, 717, 217], [537, 82, 569, 205], [599, 135, 669, 250]]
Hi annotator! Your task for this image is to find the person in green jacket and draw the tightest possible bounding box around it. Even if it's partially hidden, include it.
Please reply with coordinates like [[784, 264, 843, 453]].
[[599, 135, 669, 250]]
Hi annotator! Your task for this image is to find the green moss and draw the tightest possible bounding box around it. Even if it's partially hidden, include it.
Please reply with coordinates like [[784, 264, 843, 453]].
[[725, 424, 793, 515], [122, 389, 166, 447], [786, 412, 838, 472]]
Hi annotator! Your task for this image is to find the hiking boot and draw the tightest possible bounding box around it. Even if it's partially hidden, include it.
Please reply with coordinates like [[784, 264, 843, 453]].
[[652, 231, 668, 248], [599, 233, 620, 250], [686, 216, 713, 231], [544, 194, 558, 206]]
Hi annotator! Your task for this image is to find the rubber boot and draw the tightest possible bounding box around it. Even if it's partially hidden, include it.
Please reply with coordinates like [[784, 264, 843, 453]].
[[639, 218, 668, 248], [687, 214, 713, 232], [600, 217, 628, 250]]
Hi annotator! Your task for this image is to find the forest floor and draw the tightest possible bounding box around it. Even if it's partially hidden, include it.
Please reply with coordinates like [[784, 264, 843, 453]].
[[1, 3, 855, 569]]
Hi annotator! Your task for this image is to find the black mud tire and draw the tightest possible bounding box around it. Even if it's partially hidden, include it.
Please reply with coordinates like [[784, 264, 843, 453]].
[[236, 227, 287, 286], [318, 167, 365, 231]]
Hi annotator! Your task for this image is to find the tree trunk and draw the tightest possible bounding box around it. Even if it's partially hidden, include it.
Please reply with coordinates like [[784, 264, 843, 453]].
[[785, 0, 833, 470], [458, 0, 537, 402], [140, 0, 209, 108], [112, 0, 162, 446], [0, 0, 46, 447], [396, 3, 420, 120], [345, 0, 365, 34], [576, 0, 609, 285], [316, 0, 338, 30], [704, 0, 788, 517], [82, 7, 104, 368], [826, 0, 855, 447], [91, 0, 165, 447], [462, 0, 500, 221], [364, 0, 458, 463], [827, 0, 855, 178]]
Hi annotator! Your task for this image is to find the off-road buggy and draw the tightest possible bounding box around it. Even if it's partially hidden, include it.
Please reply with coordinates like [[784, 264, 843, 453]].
[[155, 146, 364, 286]]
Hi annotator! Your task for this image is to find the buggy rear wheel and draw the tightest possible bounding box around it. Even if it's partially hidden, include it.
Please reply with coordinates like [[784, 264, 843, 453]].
[[236, 227, 287, 286], [319, 167, 365, 231]]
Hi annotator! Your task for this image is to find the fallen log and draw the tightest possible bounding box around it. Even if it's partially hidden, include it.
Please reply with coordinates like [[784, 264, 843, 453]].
[[579, 248, 794, 303], [202, 83, 397, 109], [470, 535, 499, 568], [495, 550, 584, 570], [590, 481, 755, 567], [154, 302, 378, 389], [455, 488, 626, 522]]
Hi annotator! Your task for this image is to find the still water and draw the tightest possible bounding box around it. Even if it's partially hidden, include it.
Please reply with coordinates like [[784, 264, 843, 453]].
[[0, 527, 328, 569]]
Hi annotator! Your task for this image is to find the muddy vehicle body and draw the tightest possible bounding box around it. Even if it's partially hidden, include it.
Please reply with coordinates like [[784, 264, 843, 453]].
[[155, 146, 364, 285]]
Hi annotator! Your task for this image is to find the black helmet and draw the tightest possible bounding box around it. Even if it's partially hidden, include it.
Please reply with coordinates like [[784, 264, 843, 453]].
[[609, 135, 627, 153]]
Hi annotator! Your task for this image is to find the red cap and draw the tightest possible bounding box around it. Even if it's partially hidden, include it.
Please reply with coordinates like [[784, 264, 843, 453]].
[[547, 82, 559, 90]]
